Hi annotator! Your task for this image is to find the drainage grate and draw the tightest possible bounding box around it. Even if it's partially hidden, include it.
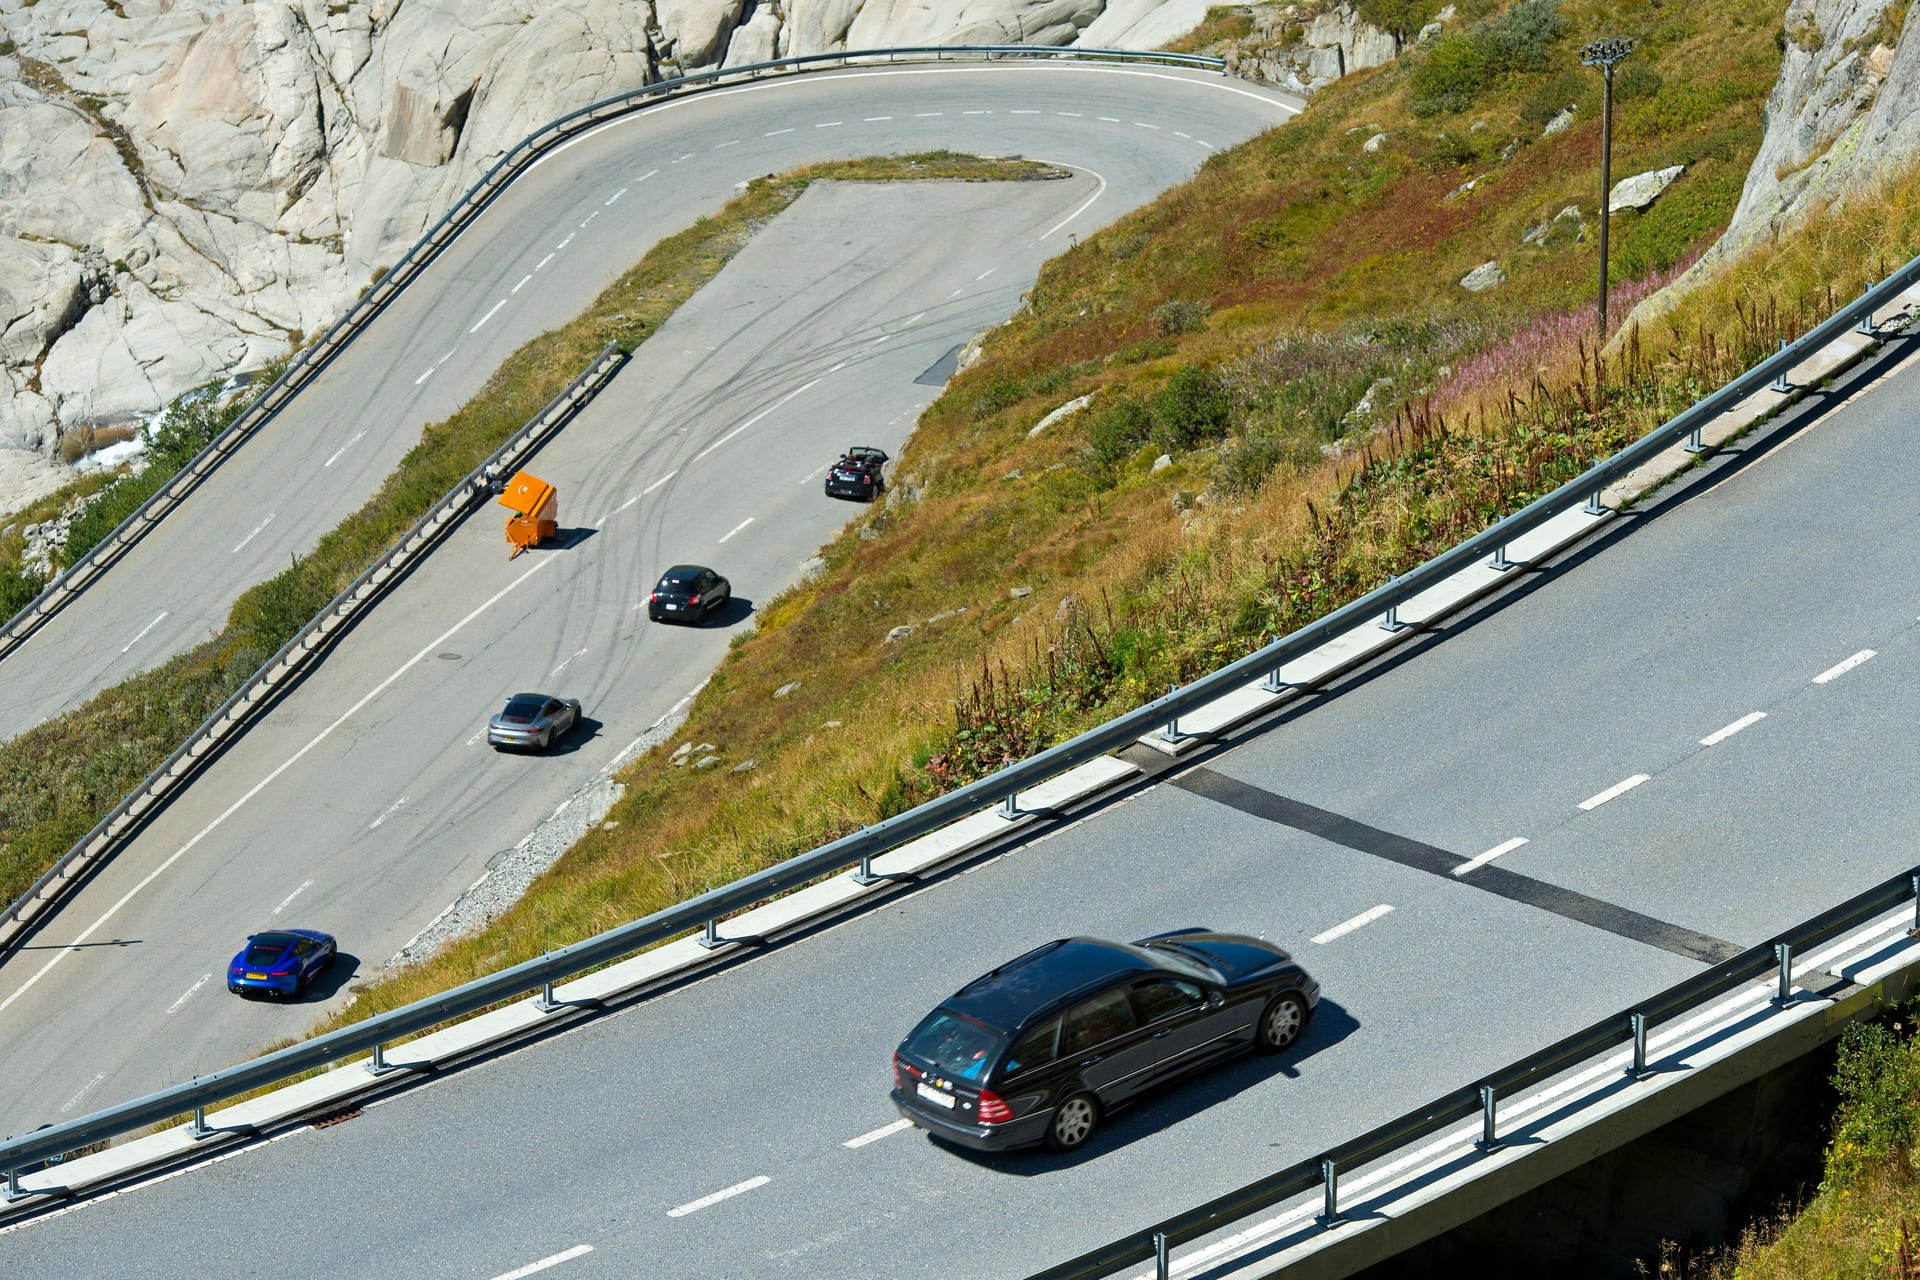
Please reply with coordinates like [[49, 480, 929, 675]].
[[310, 1107, 363, 1130]]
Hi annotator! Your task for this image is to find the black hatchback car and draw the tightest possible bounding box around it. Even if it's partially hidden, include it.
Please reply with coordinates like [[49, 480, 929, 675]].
[[648, 564, 730, 624], [891, 932, 1319, 1153]]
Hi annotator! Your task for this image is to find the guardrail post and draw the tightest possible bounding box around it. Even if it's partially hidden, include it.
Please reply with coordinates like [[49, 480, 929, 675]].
[[1770, 339, 1792, 394], [1261, 668, 1288, 694], [1154, 1231, 1171, 1280], [1320, 1157, 1340, 1223], [1477, 1084, 1499, 1149], [186, 1104, 213, 1141], [698, 918, 725, 951], [1857, 281, 1877, 335], [852, 852, 881, 885], [999, 793, 1020, 821], [1488, 544, 1515, 572], [3, 1166, 21, 1202], [1774, 941, 1793, 1003], [1585, 489, 1605, 516], [366, 1041, 397, 1077], [1911, 872, 1919, 934], [1630, 1011, 1649, 1077], [536, 978, 560, 1013], [1378, 577, 1409, 633], [1162, 684, 1181, 741], [1683, 426, 1705, 454]]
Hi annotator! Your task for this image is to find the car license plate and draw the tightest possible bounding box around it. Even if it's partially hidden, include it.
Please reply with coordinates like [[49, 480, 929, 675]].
[[245, 972, 266, 980], [916, 1082, 956, 1109], [665, 603, 679, 611]]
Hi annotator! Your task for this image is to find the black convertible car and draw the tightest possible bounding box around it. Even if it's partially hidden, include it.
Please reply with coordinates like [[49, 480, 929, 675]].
[[824, 446, 888, 502], [891, 931, 1319, 1153]]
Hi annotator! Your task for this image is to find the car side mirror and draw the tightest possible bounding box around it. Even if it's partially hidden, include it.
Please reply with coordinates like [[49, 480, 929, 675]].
[[1207, 990, 1225, 1008]]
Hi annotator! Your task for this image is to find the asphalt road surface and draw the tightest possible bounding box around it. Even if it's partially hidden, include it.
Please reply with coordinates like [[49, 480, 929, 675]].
[[5, 292, 1918, 1275], [0, 63, 1301, 733]]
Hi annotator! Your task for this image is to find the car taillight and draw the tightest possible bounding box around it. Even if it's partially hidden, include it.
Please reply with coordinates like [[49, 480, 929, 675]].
[[892, 1053, 903, 1087], [688, 594, 700, 605], [269, 968, 293, 977], [977, 1089, 1012, 1124], [863, 474, 872, 484], [894, 1052, 922, 1087]]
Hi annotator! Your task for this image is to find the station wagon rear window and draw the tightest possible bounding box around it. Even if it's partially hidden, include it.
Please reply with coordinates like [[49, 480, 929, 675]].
[[903, 1009, 1005, 1081]]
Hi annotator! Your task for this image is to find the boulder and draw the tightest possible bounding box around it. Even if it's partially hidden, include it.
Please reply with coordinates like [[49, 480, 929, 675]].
[[1608, 164, 1685, 213], [1541, 106, 1576, 136], [1459, 261, 1505, 292]]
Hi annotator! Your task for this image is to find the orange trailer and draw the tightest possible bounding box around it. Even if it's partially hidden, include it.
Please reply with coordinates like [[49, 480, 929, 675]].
[[498, 470, 558, 559]]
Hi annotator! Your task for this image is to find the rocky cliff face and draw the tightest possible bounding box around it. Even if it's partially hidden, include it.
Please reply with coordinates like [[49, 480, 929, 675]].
[[1641, 0, 1916, 313], [0, 0, 1216, 465]]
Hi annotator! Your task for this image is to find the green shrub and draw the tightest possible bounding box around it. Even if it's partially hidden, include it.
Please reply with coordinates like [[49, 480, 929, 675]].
[[1087, 397, 1153, 464], [1149, 366, 1234, 451], [0, 563, 44, 616], [1477, 0, 1567, 75], [1151, 298, 1213, 336], [230, 554, 339, 655], [1824, 1014, 1920, 1190], [1520, 69, 1588, 126], [1411, 35, 1489, 114], [1354, 0, 1434, 38]]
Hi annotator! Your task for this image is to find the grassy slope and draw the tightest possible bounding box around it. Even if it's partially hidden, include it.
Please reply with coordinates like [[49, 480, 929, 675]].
[[316, 0, 1838, 1025]]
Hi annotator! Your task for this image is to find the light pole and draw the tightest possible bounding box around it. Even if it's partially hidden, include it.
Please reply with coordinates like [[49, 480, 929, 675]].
[[1581, 36, 1633, 343]]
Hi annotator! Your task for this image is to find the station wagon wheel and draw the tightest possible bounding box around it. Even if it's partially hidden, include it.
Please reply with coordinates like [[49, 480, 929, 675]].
[[1047, 1092, 1100, 1152], [1257, 993, 1307, 1053]]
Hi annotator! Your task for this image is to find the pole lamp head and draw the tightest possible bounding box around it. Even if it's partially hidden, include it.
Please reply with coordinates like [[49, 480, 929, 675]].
[[1580, 36, 1634, 73]]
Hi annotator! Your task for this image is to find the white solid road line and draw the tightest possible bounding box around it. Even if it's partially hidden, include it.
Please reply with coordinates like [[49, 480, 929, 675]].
[[121, 610, 168, 654], [668, 1175, 771, 1218], [844, 1119, 913, 1149], [1039, 161, 1109, 240], [470, 299, 507, 333], [272, 878, 315, 913], [1579, 773, 1651, 811], [491, 1245, 594, 1280], [231, 512, 276, 553], [1813, 649, 1876, 683], [166, 974, 211, 1015], [1311, 904, 1393, 945], [719, 517, 755, 543], [1453, 837, 1527, 877], [1700, 711, 1766, 746], [0, 558, 557, 1019], [324, 430, 366, 467]]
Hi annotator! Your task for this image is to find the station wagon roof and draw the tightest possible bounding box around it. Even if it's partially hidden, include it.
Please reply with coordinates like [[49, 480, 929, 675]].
[[944, 938, 1158, 1031]]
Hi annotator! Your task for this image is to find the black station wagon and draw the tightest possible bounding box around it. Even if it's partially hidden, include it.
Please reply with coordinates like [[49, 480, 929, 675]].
[[891, 932, 1319, 1153]]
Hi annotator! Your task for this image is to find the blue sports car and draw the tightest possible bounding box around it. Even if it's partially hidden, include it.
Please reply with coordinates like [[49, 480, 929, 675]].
[[227, 929, 338, 998]]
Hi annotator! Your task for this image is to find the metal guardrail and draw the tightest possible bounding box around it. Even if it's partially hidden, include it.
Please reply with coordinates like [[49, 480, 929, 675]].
[[0, 251, 1914, 1184], [0, 44, 1229, 666], [0, 345, 625, 955], [1024, 867, 1920, 1280]]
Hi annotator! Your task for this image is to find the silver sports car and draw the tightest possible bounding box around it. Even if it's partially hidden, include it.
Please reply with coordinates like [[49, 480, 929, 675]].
[[487, 692, 582, 751]]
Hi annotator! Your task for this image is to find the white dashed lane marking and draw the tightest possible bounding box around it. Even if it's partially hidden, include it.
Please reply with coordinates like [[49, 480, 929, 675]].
[[816, 120, 843, 128], [844, 1119, 913, 1148], [1453, 837, 1527, 877], [1700, 712, 1765, 746], [490, 1245, 594, 1280], [1579, 774, 1650, 811], [1133, 121, 1160, 129], [579, 210, 599, 227], [470, 299, 507, 333], [1812, 649, 1875, 684], [232, 512, 276, 553], [535, 253, 555, 271], [715, 139, 740, 148], [512, 274, 532, 294], [606, 186, 629, 205], [324, 431, 365, 467], [766, 127, 794, 136], [273, 877, 315, 913], [121, 610, 168, 654], [165, 976, 210, 1016], [1312, 905, 1393, 944], [668, 1176, 769, 1218], [369, 795, 409, 829], [914, 111, 942, 117], [864, 115, 893, 121], [719, 517, 754, 544]]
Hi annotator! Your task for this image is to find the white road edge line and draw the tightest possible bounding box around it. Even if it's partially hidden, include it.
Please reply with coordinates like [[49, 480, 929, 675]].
[[491, 1244, 594, 1280], [718, 517, 754, 543], [667, 1175, 770, 1217], [121, 610, 168, 654], [1579, 774, 1651, 811], [1453, 837, 1527, 877], [1311, 904, 1392, 944], [0, 558, 556, 1018], [1700, 711, 1766, 746], [1037, 160, 1108, 240], [844, 1118, 914, 1148], [1813, 649, 1875, 684]]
